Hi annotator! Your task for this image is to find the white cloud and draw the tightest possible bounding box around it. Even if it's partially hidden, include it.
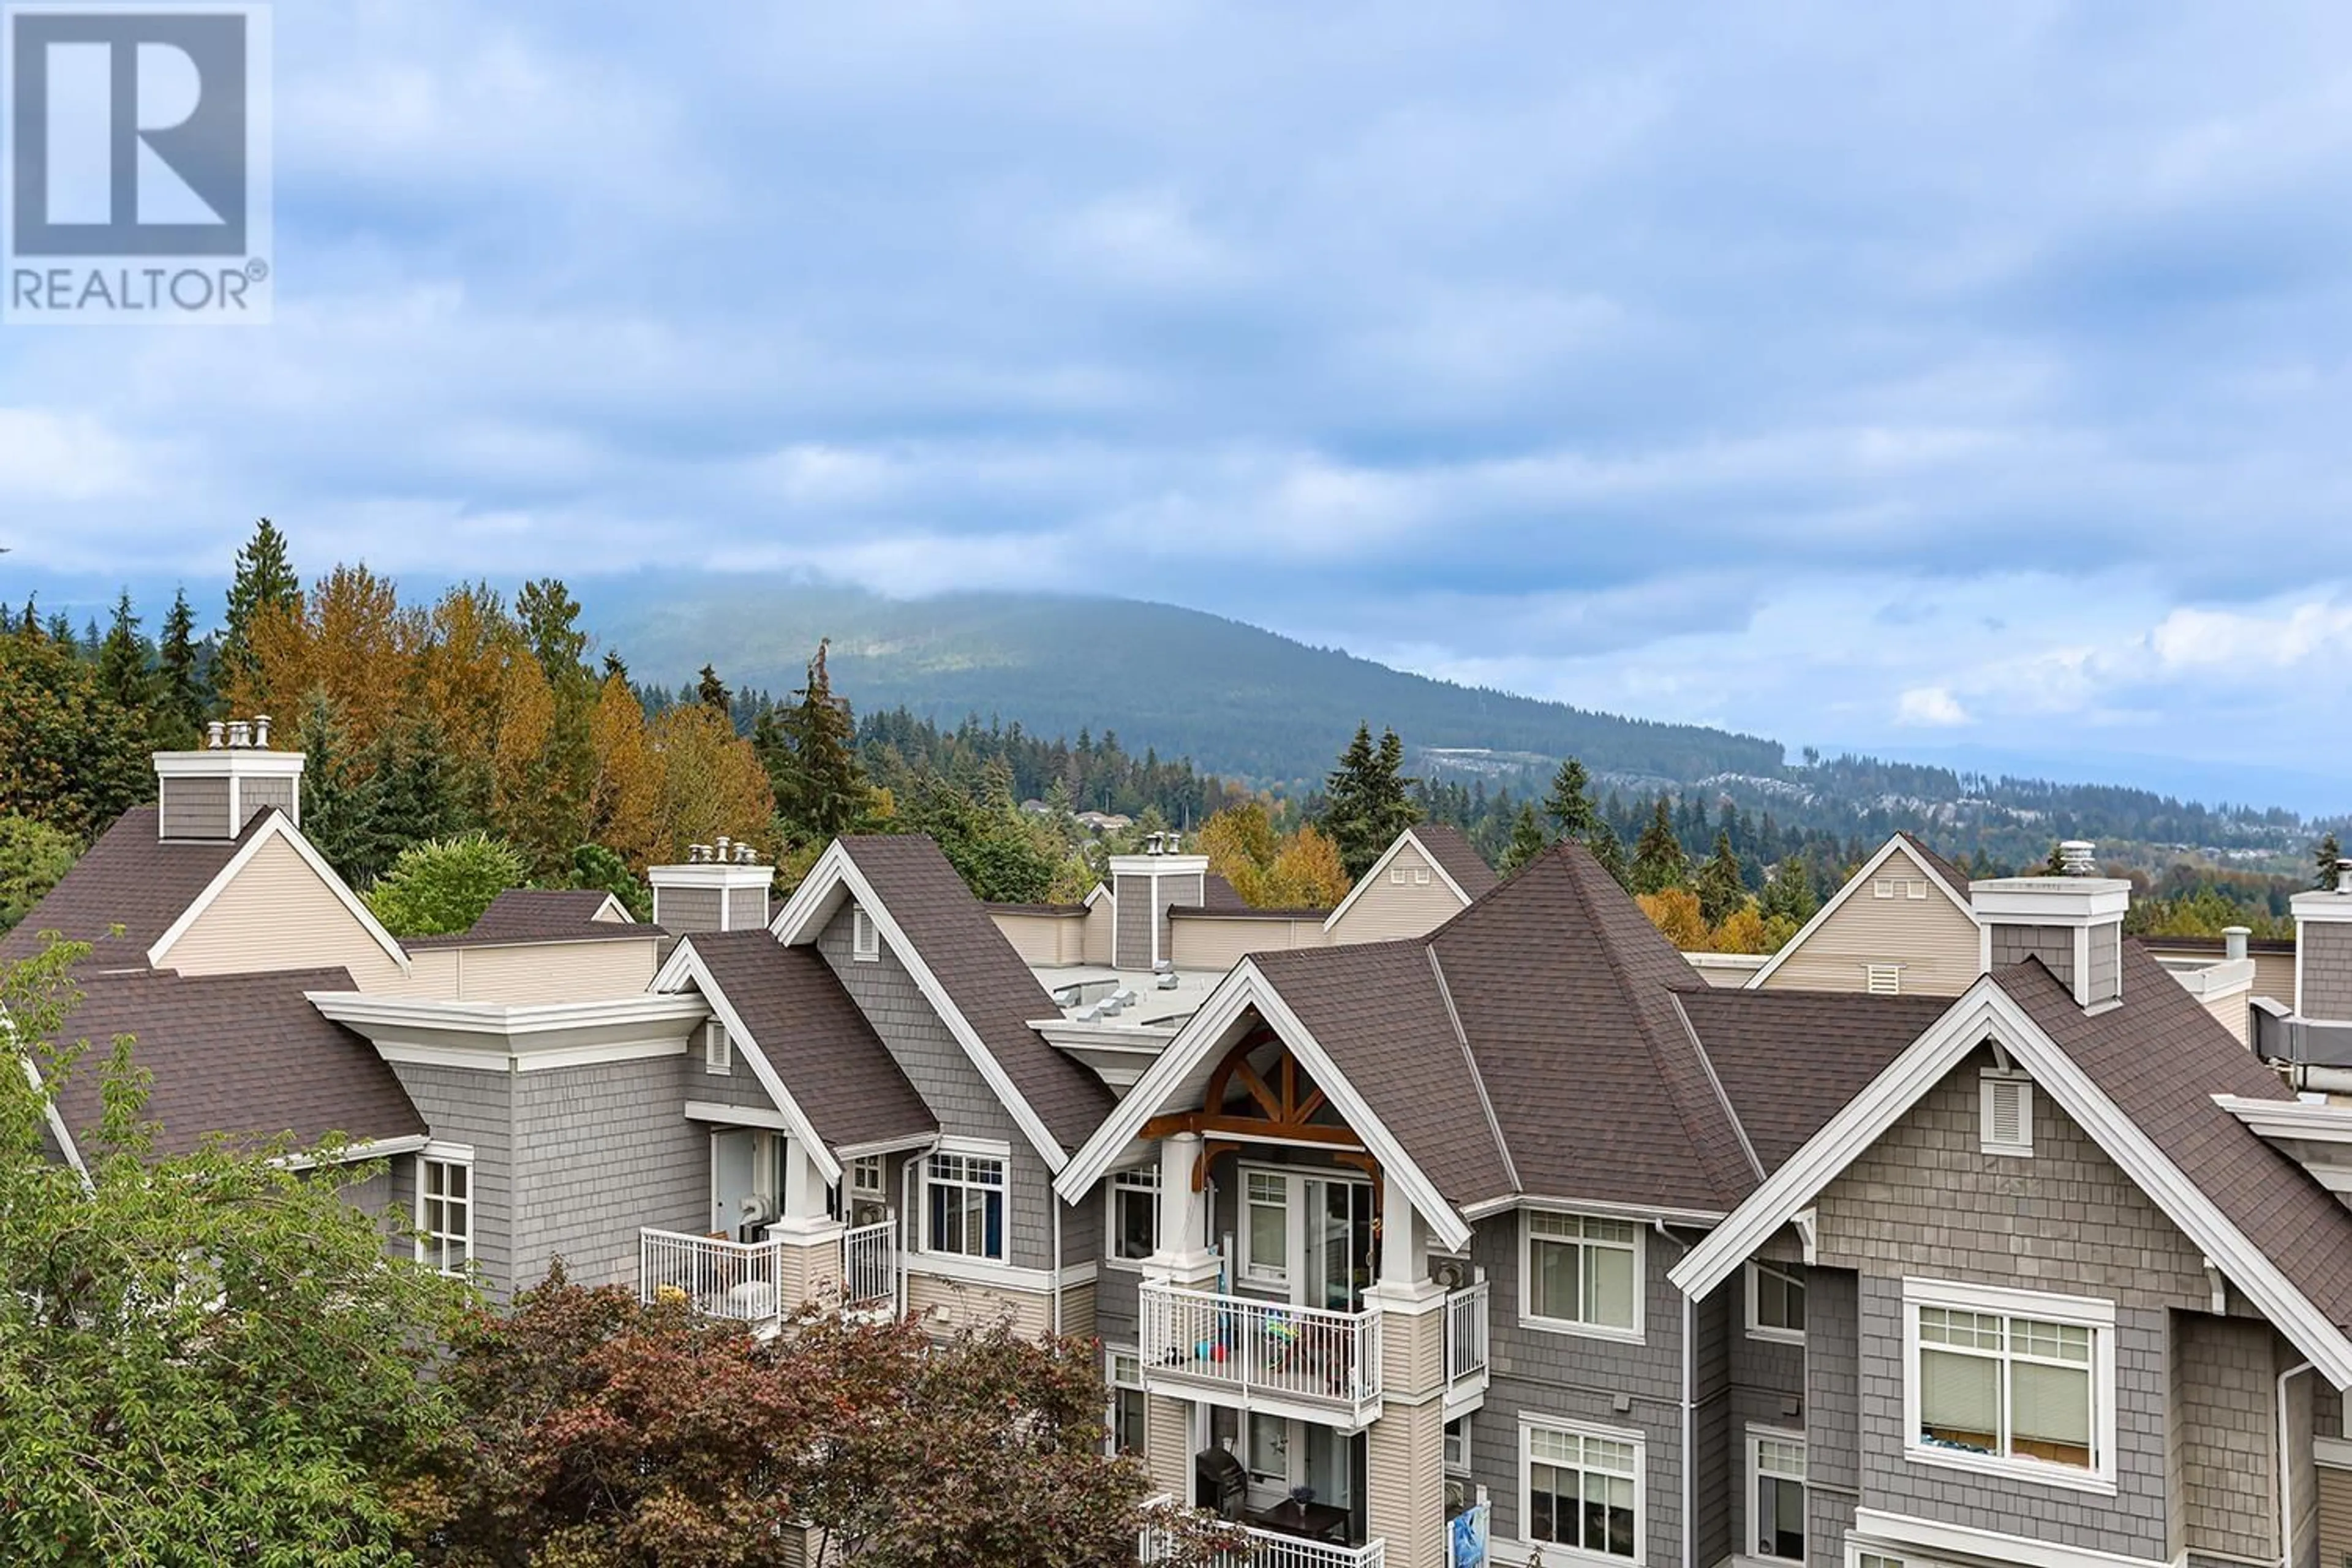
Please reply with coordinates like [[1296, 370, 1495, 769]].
[[2147, 600, 2352, 671], [1896, 686, 1973, 727]]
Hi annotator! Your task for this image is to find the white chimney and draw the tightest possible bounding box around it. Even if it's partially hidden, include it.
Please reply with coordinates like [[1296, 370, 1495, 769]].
[[649, 838, 774, 934], [152, 717, 304, 840], [1971, 870, 2132, 1009], [2290, 867, 2352, 1022]]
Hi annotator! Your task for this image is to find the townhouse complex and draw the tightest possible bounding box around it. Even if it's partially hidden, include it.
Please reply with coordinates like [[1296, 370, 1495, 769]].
[[18, 728, 2352, 1568]]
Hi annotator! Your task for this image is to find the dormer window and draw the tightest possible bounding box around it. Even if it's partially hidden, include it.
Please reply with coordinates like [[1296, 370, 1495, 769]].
[[703, 1020, 731, 1074], [852, 905, 880, 962], [1980, 1073, 2032, 1156]]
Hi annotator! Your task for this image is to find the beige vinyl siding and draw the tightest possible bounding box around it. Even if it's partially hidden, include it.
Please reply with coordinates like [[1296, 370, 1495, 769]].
[[1327, 843, 1471, 944], [1168, 914, 1329, 971], [1758, 848, 1980, 995], [2201, 986, 2252, 1047], [157, 834, 408, 989], [1081, 896, 1115, 965], [2255, 949, 2297, 1008], [905, 1271, 1054, 1338], [404, 940, 660, 1004], [2320, 1461, 2352, 1567], [1058, 1279, 1096, 1341], [989, 910, 1085, 967]]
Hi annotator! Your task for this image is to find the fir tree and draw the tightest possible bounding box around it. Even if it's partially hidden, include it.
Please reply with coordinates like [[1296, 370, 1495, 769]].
[[94, 590, 151, 715], [516, 577, 589, 680], [601, 650, 629, 682], [154, 587, 208, 744], [43, 612, 72, 647], [219, 517, 299, 695], [2320, 832, 2346, 891], [1632, 796, 1689, 895], [1501, 802, 1550, 873], [1694, 829, 1745, 929], [1760, 853, 1819, 925], [1319, 723, 1421, 879], [696, 664, 731, 717], [760, 639, 875, 845], [346, 715, 458, 885], [1542, 757, 1602, 839], [1585, 821, 1633, 891], [295, 691, 368, 877]]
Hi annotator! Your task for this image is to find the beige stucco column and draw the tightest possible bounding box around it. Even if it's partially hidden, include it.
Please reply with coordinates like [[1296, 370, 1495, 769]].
[[1360, 1184, 1449, 1568], [769, 1138, 845, 1308], [1137, 1133, 1218, 1504]]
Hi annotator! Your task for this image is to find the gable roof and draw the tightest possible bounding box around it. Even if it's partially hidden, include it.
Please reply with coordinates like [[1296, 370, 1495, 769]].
[[1408, 823, 1499, 901], [775, 837, 1113, 1164], [34, 966, 426, 1159], [1743, 831, 1978, 990], [682, 930, 934, 1153], [0, 804, 257, 970], [405, 888, 657, 949]]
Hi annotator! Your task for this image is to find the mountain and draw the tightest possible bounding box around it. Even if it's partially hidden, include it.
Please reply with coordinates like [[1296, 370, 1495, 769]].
[[587, 577, 1784, 790]]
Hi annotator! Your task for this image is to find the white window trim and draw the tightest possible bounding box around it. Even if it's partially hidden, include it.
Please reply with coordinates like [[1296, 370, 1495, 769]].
[[848, 1153, 884, 1197], [1390, 865, 1409, 885], [1745, 1425, 1806, 1566], [851, 904, 880, 961], [1240, 1166, 1293, 1288], [1746, 1259, 1806, 1346], [415, 1142, 475, 1277], [1235, 1161, 1374, 1303], [1980, 1071, 2034, 1156], [921, 1147, 1009, 1263], [1414, 865, 1431, 885], [1900, 1275, 2118, 1496], [1106, 1345, 1145, 1457], [702, 1018, 731, 1074], [1519, 1208, 1646, 1344], [1873, 878, 1895, 899], [1104, 1164, 1159, 1272], [1518, 1412, 1645, 1564], [1444, 1414, 1472, 1476]]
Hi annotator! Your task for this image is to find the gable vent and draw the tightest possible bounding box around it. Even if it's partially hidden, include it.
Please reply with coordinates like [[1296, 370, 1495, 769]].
[[1980, 1074, 2033, 1156]]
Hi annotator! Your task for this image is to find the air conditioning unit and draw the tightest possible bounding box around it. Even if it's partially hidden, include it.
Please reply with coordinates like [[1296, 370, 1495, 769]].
[[1430, 1256, 1470, 1292], [850, 1198, 889, 1229]]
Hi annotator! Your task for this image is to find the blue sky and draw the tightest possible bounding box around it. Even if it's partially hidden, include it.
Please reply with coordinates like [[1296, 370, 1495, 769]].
[[9, 3, 2352, 803]]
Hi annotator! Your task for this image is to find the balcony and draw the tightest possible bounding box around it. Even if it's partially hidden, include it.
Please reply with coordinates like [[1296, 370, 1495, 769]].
[[1142, 1515, 1387, 1568], [1443, 1278, 1489, 1415], [1139, 1281, 1384, 1425], [639, 1217, 899, 1328]]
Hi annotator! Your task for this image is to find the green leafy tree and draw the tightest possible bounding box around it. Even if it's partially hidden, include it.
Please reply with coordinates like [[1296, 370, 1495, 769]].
[[0, 812, 78, 931], [760, 639, 878, 845], [1501, 802, 1550, 873], [568, 842, 650, 922], [218, 516, 300, 696], [155, 586, 210, 744], [95, 588, 154, 715], [0, 935, 474, 1564], [1694, 829, 1746, 928], [364, 831, 529, 936], [1320, 723, 1422, 880], [1631, 795, 1689, 895], [899, 775, 1058, 903], [0, 632, 151, 839], [2319, 831, 2345, 892]]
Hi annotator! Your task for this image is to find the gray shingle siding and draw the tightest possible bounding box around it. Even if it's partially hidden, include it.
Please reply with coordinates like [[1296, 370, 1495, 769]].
[[2304, 922, 2352, 1021], [816, 903, 1055, 1272], [511, 1055, 707, 1296], [159, 774, 229, 839], [655, 885, 723, 935], [1114, 874, 1152, 969], [240, 774, 296, 829], [2089, 919, 2122, 1004], [1991, 922, 2075, 989], [1807, 1267, 1863, 1564], [386, 1060, 517, 1298], [684, 1034, 783, 1114]]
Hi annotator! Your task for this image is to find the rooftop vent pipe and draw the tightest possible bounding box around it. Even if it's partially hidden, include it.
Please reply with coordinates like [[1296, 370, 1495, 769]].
[[2225, 926, 2250, 962], [2340, 859, 2352, 896], [252, 714, 271, 749], [2059, 840, 2098, 876], [227, 719, 252, 749], [206, 720, 226, 750]]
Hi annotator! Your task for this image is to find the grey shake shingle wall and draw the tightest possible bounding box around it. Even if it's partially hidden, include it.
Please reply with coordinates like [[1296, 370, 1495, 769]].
[[2174, 1314, 2283, 1560], [1114, 873, 1152, 968], [240, 774, 296, 829], [160, 774, 229, 837], [816, 902, 1056, 1271], [2089, 921, 2122, 1004], [1991, 922, 2075, 990], [655, 885, 723, 934], [386, 1060, 516, 1298], [512, 1055, 707, 1295], [684, 1040, 783, 1114], [2304, 922, 2352, 1020], [1806, 1268, 1863, 1564]]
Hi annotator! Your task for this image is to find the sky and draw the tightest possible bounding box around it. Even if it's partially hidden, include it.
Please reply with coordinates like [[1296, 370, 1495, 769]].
[[8, 3, 2352, 804]]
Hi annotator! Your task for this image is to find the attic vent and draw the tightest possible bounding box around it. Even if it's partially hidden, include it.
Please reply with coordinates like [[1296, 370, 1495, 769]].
[[703, 1020, 732, 1074], [1865, 963, 1902, 996], [851, 906, 880, 962], [1980, 1074, 2033, 1156]]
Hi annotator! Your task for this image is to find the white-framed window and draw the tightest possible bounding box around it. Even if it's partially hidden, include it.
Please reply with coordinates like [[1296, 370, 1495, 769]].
[[703, 1019, 732, 1074], [851, 905, 880, 961], [1980, 1072, 2033, 1155], [1747, 1259, 1806, 1344], [1522, 1210, 1643, 1340], [1903, 1277, 2116, 1493], [1444, 1415, 1472, 1475], [1866, 963, 1902, 995], [1390, 865, 1408, 885], [1107, 1166, 1159, 1265], [1907, 880, 1929, 900], [1748, 1428, 1806, 1563], [849, 1154, 884, 1197], [1242, 1170, 1289, 1286], [417, 1145, 473, 1276], [1873, 878, 1895, 899], [1849, 1551, 1906, 1568], [1107, 1348, 1145, 1457], [924, 1150, 1006, 1261], [1522, 1417, 1640, 1561], [1246, 1410, 1291, 1490], [1414, 865, 1431, 885]]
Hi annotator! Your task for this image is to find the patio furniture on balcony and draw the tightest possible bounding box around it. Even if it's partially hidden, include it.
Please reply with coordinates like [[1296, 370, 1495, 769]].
[[1139, 1281, 1384, 1423]]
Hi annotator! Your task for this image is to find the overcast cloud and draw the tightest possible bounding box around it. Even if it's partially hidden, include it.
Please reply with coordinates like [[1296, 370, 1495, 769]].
[[8, 2, 2352, 790]]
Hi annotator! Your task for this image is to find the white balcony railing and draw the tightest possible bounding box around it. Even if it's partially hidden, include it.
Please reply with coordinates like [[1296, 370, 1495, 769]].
[[640, 1228, 785, 1324], [1444, 1279, 1489, 1389], [1139, 1281, 1382, 1417], [1141, 1515, 1386, 1568], [840, 1216, 897, 1311]]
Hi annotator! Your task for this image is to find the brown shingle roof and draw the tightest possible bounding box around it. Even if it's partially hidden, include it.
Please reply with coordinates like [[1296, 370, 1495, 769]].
[[1893, 831, 1973, 900], [1996, 946, 2352, 1332], [1411, 824, 1498, 900], [837, 837, 1113, 1153], [685, 930, 935, 1152], [0, 804, 258, 971], [36, 967, 426, 1158], [404, 888, 662, 949], [1678, 987, 1952, 1174]]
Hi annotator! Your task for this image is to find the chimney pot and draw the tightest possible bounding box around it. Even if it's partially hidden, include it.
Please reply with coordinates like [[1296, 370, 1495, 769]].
[[252, 714, 271, 749], [2224, 925, 2250, 962], [2338, 859, 2352, 896], [206, 720, 225, 750], [2059, 840, 2098, 876], [227, 719, 252, 749]]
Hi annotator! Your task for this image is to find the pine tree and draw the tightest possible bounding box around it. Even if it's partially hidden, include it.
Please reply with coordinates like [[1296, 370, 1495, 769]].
[[696, 664, 731, 717], [515, 577, 589, 680], [1542, 758, 1602, 839], [2319, 832, 2346, 891], [1632, 796, 1689, 895], [1760, 853, 1819, 925], [1585, 822, 1633, 890], [347, 715, 458, 885], [219, 518, 300, 695], [601, 649, 629, 682], [1319, 723, 1422, 879], [295, 690, 367, 877], [154, 587, 209, 745], [43, 612, 72, 648], [760, 640, 875, 845], [94, 590, 152, 715], [1694, 829, 1745, 929], [1501, 803, 1550, 873]]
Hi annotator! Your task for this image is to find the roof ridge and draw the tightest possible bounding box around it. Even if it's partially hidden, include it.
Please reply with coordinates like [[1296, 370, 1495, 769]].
[[1426, 943, 1520, 1193]]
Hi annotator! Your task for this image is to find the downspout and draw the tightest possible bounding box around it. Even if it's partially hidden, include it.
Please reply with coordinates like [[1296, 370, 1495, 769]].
[[1052, 1193, 1065, 1336], [1654, 1219, 1693, 1568], [902, 1137, 938, 1322], [2278, 1359, 2312, 1568]]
